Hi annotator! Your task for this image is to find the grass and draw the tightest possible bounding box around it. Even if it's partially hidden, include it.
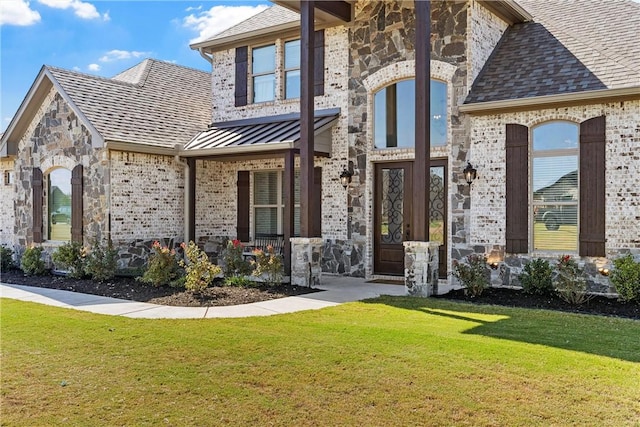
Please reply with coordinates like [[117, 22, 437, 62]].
[[534, 222, 578, 251], [2, 297, 639, 426]]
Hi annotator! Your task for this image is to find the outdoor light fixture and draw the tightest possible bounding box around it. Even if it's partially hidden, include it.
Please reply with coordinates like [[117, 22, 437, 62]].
[[463, 162, 477, 186], [598, 267, 610, 276], [489, 262, 499, 270], [340, 168, 353, 188]]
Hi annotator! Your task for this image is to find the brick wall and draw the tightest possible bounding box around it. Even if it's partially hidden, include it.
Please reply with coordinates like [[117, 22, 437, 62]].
[[0, 158, 15, 247]]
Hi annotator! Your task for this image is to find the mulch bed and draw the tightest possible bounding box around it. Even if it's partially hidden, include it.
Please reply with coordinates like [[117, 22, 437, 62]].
[[0, 270, 319, 308], [433, 287, 639, 320]]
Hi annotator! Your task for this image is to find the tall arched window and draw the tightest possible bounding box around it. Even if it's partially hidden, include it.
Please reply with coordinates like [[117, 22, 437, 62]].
[[531, 121, 579, 252], [374, 79, 447, 149], [48, 168, 72, 241]]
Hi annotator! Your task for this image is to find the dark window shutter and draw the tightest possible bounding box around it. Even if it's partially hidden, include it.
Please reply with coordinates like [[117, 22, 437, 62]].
[[71, 165, 83, 243], [32, 168, 43, 243], [235, 46, 248, 107], [505, 124, 529, 253], [237, 171, 250, 241], [312, 167, 322, 237], [314, 30, 325, 96], [579, 116, 606, 257]]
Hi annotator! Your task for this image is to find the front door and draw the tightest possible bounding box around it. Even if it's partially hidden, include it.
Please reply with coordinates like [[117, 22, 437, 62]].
[[374, 162, 412, 275], [374, 160, 448, 277]]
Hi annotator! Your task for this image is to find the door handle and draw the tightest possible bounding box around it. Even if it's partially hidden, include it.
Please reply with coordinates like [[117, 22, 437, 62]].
[[405, 223, 410, 240]]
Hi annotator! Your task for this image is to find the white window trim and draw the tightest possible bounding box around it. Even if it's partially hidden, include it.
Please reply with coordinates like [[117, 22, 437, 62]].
[[252, 169, 300, 237]]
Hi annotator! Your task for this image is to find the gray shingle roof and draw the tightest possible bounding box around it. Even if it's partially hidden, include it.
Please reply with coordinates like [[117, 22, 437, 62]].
[[200, 5, 298, 44], [466, 0, 640, 104], [48, 59, 211, 148]]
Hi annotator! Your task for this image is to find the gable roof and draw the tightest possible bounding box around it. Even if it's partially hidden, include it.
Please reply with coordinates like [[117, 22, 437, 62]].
[[1, 59, 211, 156], [464, 0, 640, 109]]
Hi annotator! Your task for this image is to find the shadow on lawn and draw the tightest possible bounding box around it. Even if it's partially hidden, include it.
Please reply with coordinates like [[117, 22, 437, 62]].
[[367, 296, 640, 363]]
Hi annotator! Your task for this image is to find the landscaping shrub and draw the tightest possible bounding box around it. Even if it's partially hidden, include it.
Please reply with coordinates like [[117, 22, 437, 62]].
[[222, 239, 251, 277], [252, 245, 283, 286], [518, 258, 553, 295], [51, 241, 86, 278], [137, 241, 184, 288], [1, 245, 15, 272], [180, 241, 221, 293], [610, 254, 640, 303], [451, 254, 489, 297], [20, 245, 47, 276], [554, 255, 593, 305], [223, 275, 254, 287], [84, 241, 118, 282]]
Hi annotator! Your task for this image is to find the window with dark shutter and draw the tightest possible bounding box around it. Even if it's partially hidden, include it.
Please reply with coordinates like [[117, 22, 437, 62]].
[[32, 168, 43, 243], [235, 46, 248, 107], [579, 116, 606, 257], [71, 164, 83, 243], [505, 124, 529, 253], [237, 171, 250, 241], [314, 30, 325, 96]]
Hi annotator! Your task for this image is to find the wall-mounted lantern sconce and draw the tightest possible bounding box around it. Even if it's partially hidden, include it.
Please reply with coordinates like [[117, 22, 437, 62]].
[[598, 267, 610, 276], [489, 261, 499, 270], [463, 162, 477, 186], [340, 168, 353, 189]]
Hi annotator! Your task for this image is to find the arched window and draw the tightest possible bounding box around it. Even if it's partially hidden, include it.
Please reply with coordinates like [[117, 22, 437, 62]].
[[531, 121, 579, 252], [48, 168, 72, 241], [374, 79, 447, 149]]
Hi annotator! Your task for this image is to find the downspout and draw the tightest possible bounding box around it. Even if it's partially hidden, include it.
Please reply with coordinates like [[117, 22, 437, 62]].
[[198, 48, 213, 65], [174, 144, 190, 244]]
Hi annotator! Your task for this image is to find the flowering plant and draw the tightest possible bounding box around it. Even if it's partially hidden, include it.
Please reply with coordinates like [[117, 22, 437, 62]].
[[138, 241, 183, 287], [252, 245, 283, 286], [222, 239, 251, 277], [179, 241, 221, 293], [554, 254, 592, 305], [451, 254, 489, 297]]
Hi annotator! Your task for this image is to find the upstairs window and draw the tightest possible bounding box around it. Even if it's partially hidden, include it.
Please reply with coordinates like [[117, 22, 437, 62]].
[[374, 79, 448, 149], [252, 44, 276, 103], [284, 39, 301, 99], [532, 122, 579, 252]]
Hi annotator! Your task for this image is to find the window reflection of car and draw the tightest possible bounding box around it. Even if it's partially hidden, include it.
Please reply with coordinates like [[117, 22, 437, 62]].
[[51, 206, 71, 224], [533, 170, 578, 231]]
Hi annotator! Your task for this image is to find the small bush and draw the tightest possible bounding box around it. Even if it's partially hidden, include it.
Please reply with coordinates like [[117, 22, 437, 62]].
[[451, 254, 489, 297], [84, 241, 118, 282], [51, 241, 87, 278], [20, 245, 47, 276], [223, 275, 254, 287], [610, 254, 640, 303], [1, 245, 15, 272], [252, 245, 283, 286], [519, 258, 553, 295], [222, 239, 251, 277], [180, 241, 221, 293], [138, 241, 184, 288], [554, 255, 593, 305]]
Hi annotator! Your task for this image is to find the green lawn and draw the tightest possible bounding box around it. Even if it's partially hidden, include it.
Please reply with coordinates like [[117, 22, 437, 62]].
[[2, 297, 639, 426]]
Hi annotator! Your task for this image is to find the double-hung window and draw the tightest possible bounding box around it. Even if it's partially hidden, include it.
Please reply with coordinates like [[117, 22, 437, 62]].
[[253, 170, 300, 236], [252, 44, 276, 103], [284, 39, 301, 99]]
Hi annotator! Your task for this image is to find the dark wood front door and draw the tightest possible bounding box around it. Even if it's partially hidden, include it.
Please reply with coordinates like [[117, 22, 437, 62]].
[[374, 162, 413, 275]]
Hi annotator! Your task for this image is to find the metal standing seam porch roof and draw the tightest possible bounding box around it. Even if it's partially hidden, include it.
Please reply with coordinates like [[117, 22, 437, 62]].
[[182, 108, 340, 157]]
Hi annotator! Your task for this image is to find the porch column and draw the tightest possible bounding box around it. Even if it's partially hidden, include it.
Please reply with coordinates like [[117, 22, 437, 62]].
[[187, 158, 196, 243], [405, 1, 438, 295], [283, 150, 295, 276]]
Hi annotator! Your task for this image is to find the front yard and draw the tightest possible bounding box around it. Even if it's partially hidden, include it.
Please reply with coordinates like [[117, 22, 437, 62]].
[[1, 297, 639, 426]]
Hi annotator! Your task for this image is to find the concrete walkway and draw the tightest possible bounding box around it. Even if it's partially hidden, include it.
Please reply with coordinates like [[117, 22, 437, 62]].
[[0, 276, 408, 319]]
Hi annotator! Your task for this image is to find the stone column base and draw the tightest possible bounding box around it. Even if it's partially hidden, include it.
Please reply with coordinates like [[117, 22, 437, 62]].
[[290, 237, 323, 288], [403, 241, 440, 296]]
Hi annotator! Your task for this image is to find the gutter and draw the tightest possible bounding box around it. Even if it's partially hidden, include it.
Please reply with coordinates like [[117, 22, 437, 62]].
[[173, 144, 191, 244], [198, 48, 213, 65], [459, 86, 640, 115]]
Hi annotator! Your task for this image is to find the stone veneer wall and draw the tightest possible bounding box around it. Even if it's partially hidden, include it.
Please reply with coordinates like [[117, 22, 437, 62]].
[[11, 89, 107, 260], [457, 100, 640, 293], [0, 158, 16, 248], [348, 0, 472, 277]]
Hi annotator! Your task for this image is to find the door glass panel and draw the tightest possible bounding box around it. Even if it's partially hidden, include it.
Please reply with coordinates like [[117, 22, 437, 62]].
[[429, 166, 445, 244], [380, 168, 404, 244]]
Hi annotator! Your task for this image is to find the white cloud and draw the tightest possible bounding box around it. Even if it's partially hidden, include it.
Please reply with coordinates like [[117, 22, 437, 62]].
[[185, 5, 202, 12], [0, 0, 41, 26], [88, 63, 100, 71], [184, 4, 269, 44], [37, 0, 108, 20], [72, 66, 81, 71], [99, 50, 151, 62]]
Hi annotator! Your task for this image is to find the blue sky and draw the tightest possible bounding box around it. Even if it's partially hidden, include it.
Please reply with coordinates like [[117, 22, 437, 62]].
[[0, 0, 270, 132]]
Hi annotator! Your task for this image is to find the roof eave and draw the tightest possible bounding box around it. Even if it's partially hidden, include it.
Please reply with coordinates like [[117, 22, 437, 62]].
[[190, 21, 300, 53], [459, 86, 640, 115], [478, 0, 532, 25], [182, 141, 295, 158], [104, 140, 179, 156]]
